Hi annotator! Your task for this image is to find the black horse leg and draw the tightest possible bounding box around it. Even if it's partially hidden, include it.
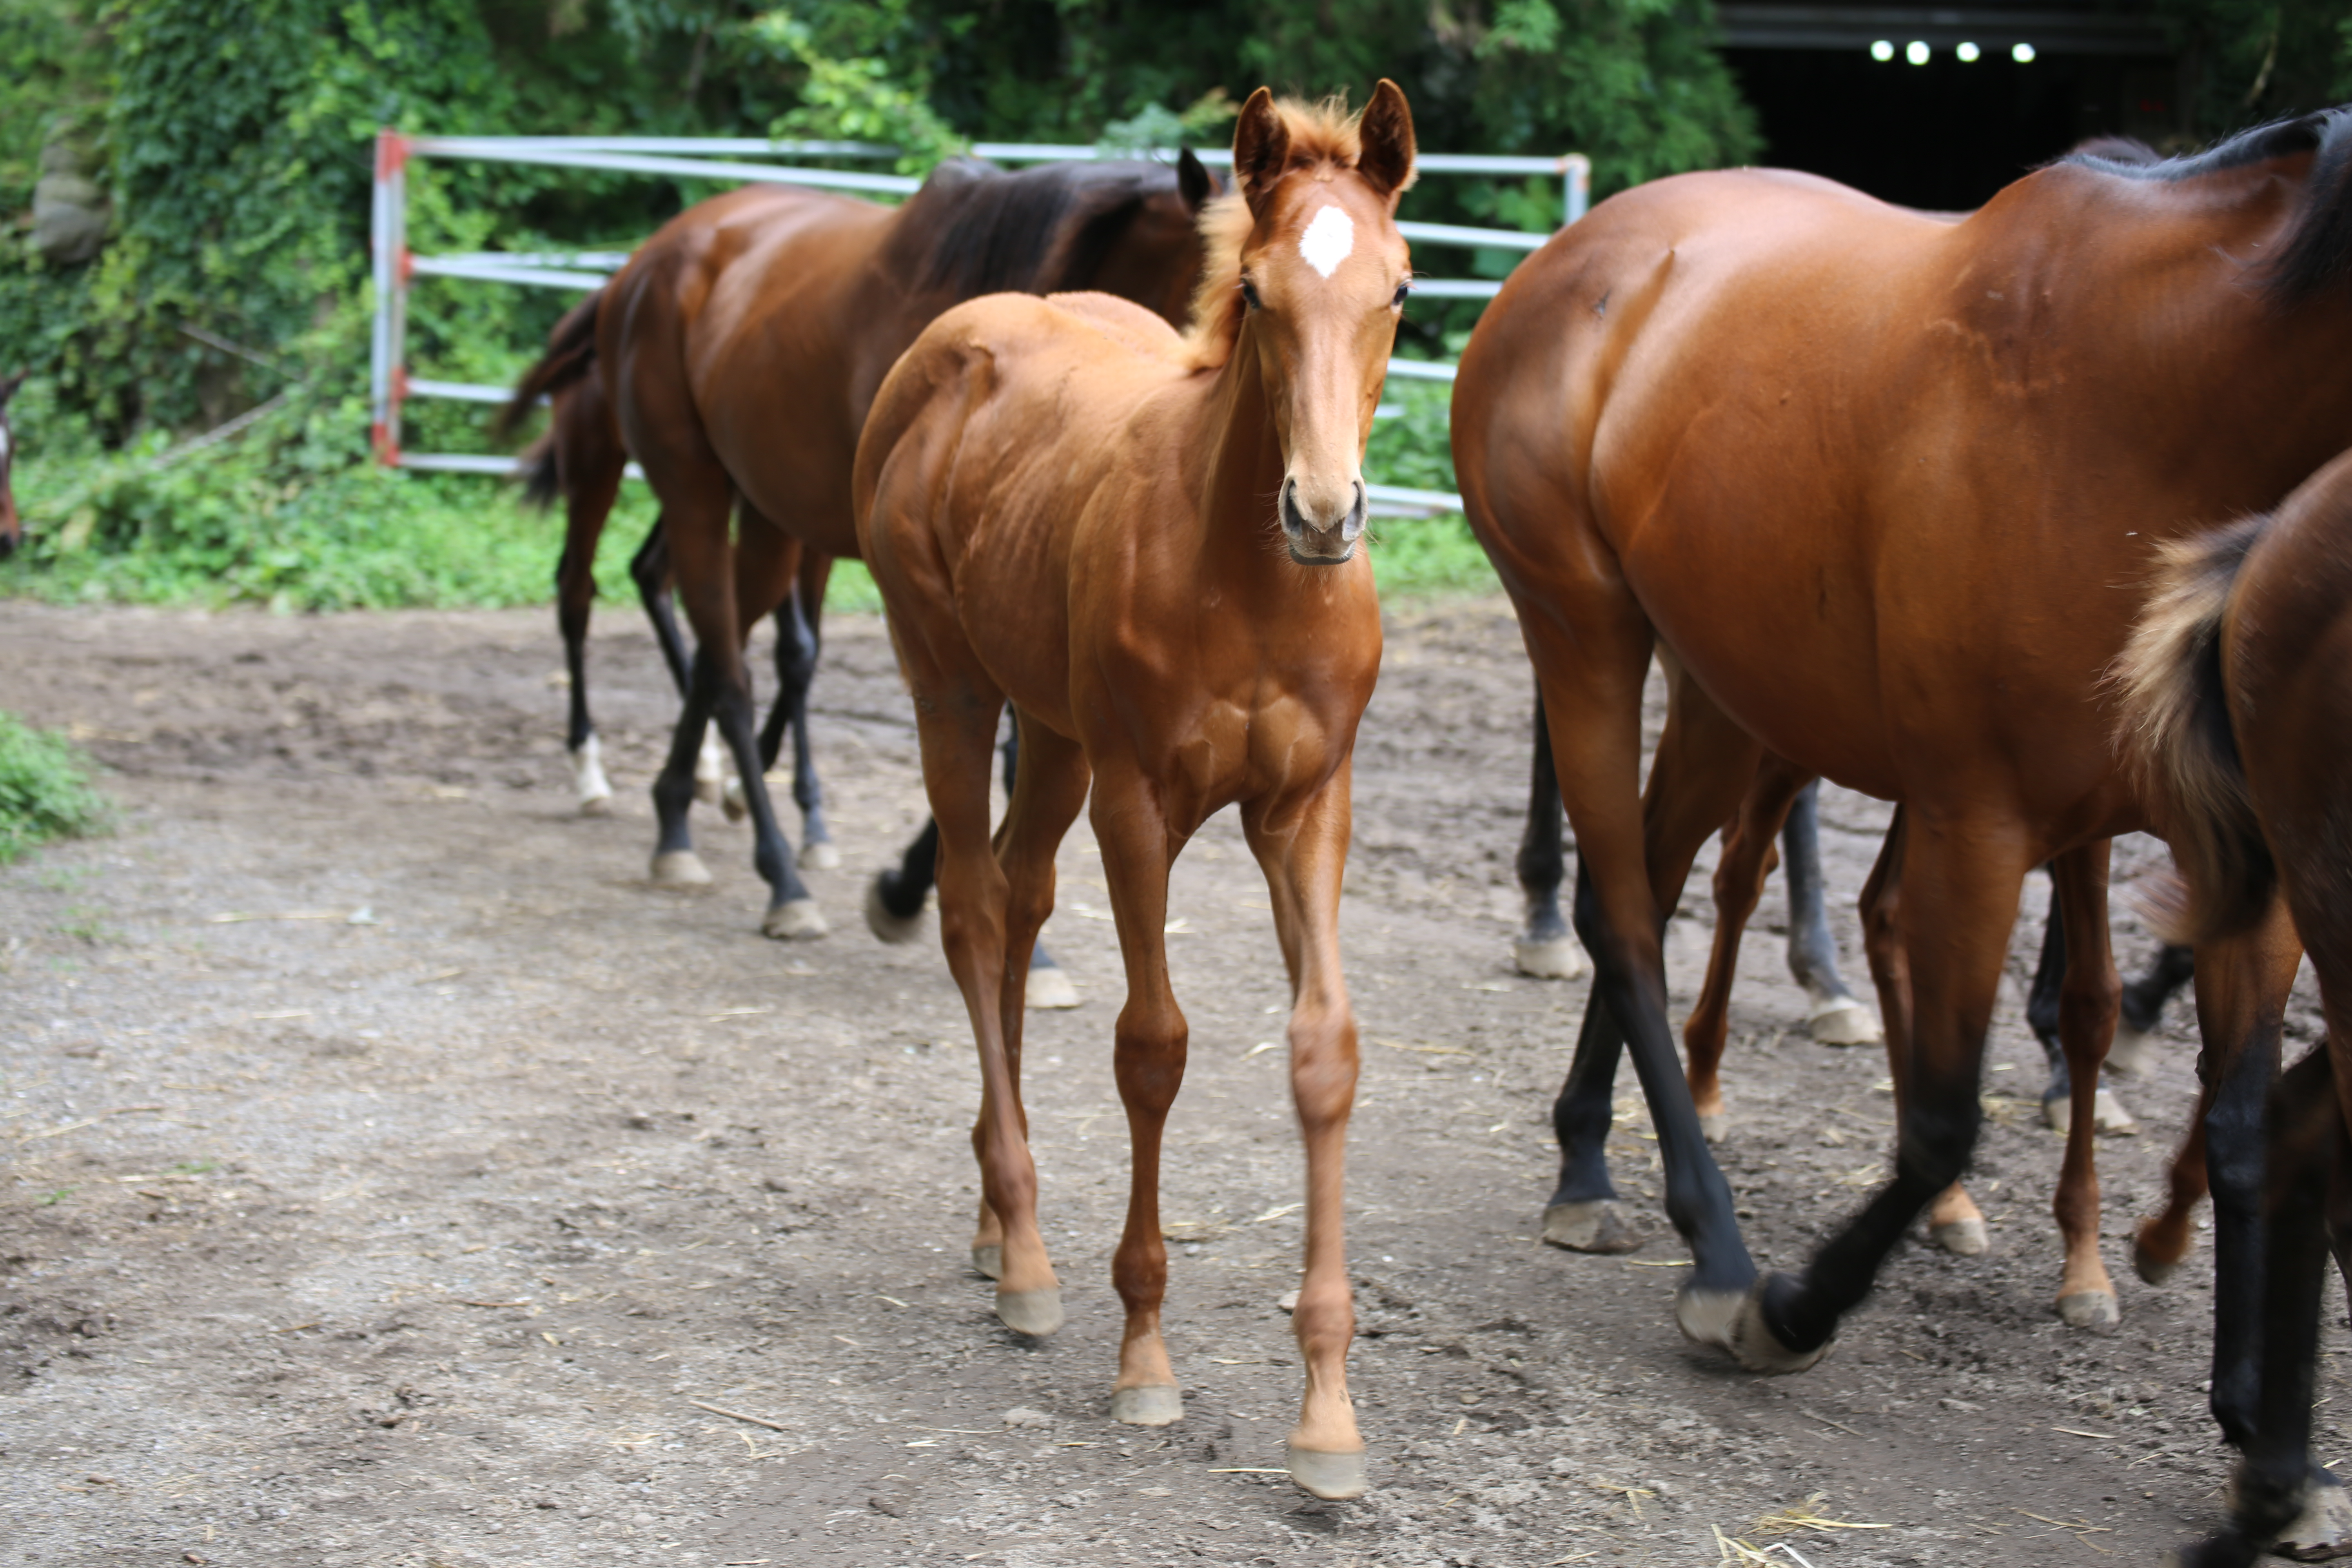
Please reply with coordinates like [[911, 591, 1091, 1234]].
[[556, 546, 613, 813], [2207, 1016, 2283, 1452], [747, 582, 835, 864], [650, 642, 719, 885], [1541, 968, 1642, 1254], [1514, 690, 1581, 978], [1780, 780, 1877, 1042], [629, 521, 689, 697], [996, 714, 1075, 1004], [701, 648, 822, 940], [2178, 1049, 2346, 1568]]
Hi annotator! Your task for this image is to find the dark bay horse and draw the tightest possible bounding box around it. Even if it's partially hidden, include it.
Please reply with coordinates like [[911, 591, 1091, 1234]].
[[0, 371, 23, 560], [855, 85, 1415, 1499], [1452, 110, 2352, 1450], [500, 154, 1214, 938], [2123, 450, 2352, 1566]]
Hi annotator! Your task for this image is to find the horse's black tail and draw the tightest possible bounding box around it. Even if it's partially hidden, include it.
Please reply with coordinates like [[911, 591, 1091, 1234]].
[[517, 431, 561, 512], [2115, 514, 2276, 944], [492, 288, 602, 444]]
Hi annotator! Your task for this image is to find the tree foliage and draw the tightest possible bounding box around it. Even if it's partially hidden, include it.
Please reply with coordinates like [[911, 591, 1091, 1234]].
[[2160, 0, 2352, 137]]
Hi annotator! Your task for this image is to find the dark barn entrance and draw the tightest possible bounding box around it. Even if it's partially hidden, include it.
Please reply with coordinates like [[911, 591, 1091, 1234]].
[[1715, 3, 2180, 209]]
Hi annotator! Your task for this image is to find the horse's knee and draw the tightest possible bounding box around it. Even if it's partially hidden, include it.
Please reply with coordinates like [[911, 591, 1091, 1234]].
[[1113, 1007, 1188, 1113], [1286, 1005, 1360, 1130]]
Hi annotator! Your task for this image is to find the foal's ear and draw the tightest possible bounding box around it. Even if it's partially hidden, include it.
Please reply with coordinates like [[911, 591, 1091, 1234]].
[[1231, 87, 1290, 216], [1356, 79, 1416, 201], [1176, 146, 1216, 213]]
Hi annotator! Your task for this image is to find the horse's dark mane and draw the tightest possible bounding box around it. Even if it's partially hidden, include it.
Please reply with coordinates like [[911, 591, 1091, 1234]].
[[2060, 106, 2352, 301], [900, 158, 1183, 298]]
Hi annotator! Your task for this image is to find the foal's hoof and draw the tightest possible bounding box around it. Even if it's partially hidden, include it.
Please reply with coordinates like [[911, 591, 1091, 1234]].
[[721, 777, 747, 823], [761, 899, 828, 941], [971, 1244, 1003, 1281], [1026, 964, 1080, 1011], [1807, 998, 1882, 1046], [1727, 1278, 1833, 1374], [2042, 1087, 2140, 1136], [1287, 1444, 1369, 1501], [694, 776, 725, 807], [1673, 1285, 1746, 1352], [995, 1286, 1065, 1338], [1109, 1385, 1185, 1426], [651, 850, 713, 886], [579, 793, 613, 817], [1541, 1200, 1646, 1254], [1932, 1217, 1989, 1256], [2058, 1289, 2121, 1330], [1513, 935, 1586, 980], [2135, 1240, 2187, 1289], [864, 878, 927, 945], [799, 838, 842, 871], [1697, 1111, 1730, 1144]]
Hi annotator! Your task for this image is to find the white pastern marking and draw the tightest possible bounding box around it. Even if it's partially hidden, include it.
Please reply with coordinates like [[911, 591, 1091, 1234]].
[[1298, 206, 1355, 280]]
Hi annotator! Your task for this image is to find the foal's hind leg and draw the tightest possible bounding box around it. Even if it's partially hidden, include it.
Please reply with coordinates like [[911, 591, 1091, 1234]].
[[2046, 843, 2122, 1327], [1684, 756, 1811, 1143], [2026, 866, 2136, 1136], [999, 717, 1080, 1010], [1243, 769, 1369, 1498], [1782, 781, 1880, 1045]]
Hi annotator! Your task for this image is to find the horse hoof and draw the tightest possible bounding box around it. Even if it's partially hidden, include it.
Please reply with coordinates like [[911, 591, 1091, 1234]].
[[721, 777, 747, 823], [650, 850, 712, 886], [1109, 1385, 1185, 1426], [2093, 1086, 2139, 1136], [2107, 1021, 2158, 1078], [2058, 1289, 2120, 1330], [2271, 1476, 2352, 1561], [1727, 1281, 1833, 1374], [761, 899, 828, 941], [1287, 1444, 1369, 1501], [864, 878, 926, 945], [1513, 936, 1586, 980], [1541, 1200, 1645, 1254], [578, 793, 612, 817], [799, 839, 842, 872], [2042, 1094, 2071, 1134], [2135, 1244, 2185, 1289], [1698, 1111, 1729, 1144], [1807, 998, 1882, 1046], [1933, 1217, 1989, 1257], [1674, 1285, 1746, 1352], [1026, 964, 1080, 1010], [995, 1286, 1064, 1338], [971, 1244, 1003, 1281], [694, 776, 725, 806]]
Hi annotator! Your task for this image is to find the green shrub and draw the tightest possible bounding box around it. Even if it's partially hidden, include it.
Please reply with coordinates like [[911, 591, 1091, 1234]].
[[0, 711, 107, 863]]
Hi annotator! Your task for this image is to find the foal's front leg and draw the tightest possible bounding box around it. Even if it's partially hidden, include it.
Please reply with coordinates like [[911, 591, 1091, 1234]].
[[1244, 773, 1368, 1500], [1089, 770, 1192, 1427]]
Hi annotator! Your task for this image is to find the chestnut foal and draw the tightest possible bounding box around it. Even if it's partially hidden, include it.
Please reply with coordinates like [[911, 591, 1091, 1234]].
[[855, 85, 1416, 1499]]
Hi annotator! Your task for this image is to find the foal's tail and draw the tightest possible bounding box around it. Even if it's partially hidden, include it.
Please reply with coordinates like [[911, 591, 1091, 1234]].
[[494, 290, 605, 512], [2115, 515, 2275, 944]]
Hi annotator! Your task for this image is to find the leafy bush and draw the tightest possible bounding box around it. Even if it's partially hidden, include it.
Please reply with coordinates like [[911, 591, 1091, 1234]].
[[0, 710, 107, 863]]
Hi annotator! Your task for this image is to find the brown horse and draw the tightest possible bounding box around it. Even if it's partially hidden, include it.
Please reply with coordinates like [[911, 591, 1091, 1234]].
[[0, 371, 24, 560], [2121, 449, 2352, 1567], [855, 85, 1414, 1498], [500, 154, 1214, 935], [1451, 109, 2352, 1450]]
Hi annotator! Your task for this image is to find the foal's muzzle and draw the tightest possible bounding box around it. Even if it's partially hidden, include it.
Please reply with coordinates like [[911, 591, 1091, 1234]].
[[1281, 477, 1367, 566]]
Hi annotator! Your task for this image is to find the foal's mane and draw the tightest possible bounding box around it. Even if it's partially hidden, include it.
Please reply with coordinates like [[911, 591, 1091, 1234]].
[[1180, 96, 1395, 370], [2060, 106, 2352, 302], [902, 158, 1188, 298]]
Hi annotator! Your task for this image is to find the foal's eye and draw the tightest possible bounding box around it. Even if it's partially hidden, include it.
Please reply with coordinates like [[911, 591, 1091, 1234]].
[[1392, 283, 1412, 310], [1241, 278, 1263, 310]]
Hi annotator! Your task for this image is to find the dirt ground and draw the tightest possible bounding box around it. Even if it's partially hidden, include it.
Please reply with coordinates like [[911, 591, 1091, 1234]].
[[0, 596, 2336, 1568]]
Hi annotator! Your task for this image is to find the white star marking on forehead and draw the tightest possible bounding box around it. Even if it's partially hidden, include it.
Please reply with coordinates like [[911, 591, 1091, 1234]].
[[1298, 205, 1355, 280]]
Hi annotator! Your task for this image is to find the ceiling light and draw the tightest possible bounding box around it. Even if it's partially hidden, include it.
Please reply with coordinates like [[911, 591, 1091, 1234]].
[[1906, 40, 1930, 64], [1870, 39, 1894, 61], [1956, 40, 1981, 61], [2013, 41, 2036, 62]]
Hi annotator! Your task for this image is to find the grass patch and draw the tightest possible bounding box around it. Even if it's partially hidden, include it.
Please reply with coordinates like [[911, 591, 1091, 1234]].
[[0, 713, 107, 863]]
